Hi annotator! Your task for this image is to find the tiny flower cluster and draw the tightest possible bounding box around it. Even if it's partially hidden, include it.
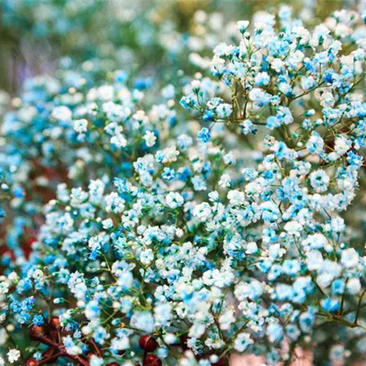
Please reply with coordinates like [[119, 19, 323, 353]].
[[0, 3, 366, 366], [0, 63, 177, 261]]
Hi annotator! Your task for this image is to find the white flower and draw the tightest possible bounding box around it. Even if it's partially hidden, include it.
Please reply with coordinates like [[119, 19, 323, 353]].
[[7, 349, 20, 363], [271, 58, 285, 72], [292, 26, 310, 44], [218, 173, 231, 188], [73, 119, 88, 133], [110, 133, 127, 148], [306, 250, 324, 271], [166, 192, 184, 209], [90, 355, 103, 366], [160, 146, 179, 163], [213, 42, 232, 57], [189, 322, 206, 338], [223, 151, 235, 165], [97, 85, 114, 100], [133, 110, 148, 123], [193, 202, 212, 221], [105, 192, 125, 213], [191, 79, 201, 91], [284, 221, 303, 236], [227, 190, 245, 205], [216, 103, 232, 118], [130, 311, 154, 333], [63, 335, 82, 355], [52, 106, 72, 121], [8, 272, 19, 283], [111, 336, 130, 351], [143, 130, 157, 147], [219, 310, 235, 330], [334, 135, 351, 156], [255, 72, 270, 86], [140, 248, 154, 265], [234, 332, 253, 352], [341, 248, 359, 268], [309, 170, 329, 193], [347, 278, 361, 295]]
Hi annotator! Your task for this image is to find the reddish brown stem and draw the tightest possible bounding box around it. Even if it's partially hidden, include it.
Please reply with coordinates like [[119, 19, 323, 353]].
[[33, 334, 90, 366], [33, 334, 59, 348], [38, 352, 63, 365], [88, 338, 103, 357], [67, 354, 89, 366]]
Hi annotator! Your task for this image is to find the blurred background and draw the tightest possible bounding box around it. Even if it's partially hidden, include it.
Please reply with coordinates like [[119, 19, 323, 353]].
[[0, 0, 352, 94]]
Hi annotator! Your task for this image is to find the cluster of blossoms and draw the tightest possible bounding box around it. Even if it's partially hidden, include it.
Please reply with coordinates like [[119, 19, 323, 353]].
[[0, 3, 366, 366], [181, 4, 366, 239], [0, 61, 177, 261]]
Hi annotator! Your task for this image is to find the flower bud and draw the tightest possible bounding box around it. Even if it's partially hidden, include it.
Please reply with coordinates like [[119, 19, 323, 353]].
[[29, 325, 45, 340], [139, 335, 158, 352], [143, 354, 162, 366], [49, 316, 61, 329], [26, 359, 38, 366]]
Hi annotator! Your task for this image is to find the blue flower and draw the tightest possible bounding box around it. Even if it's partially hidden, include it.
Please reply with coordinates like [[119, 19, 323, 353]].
[[197, 127, 211, 143]]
